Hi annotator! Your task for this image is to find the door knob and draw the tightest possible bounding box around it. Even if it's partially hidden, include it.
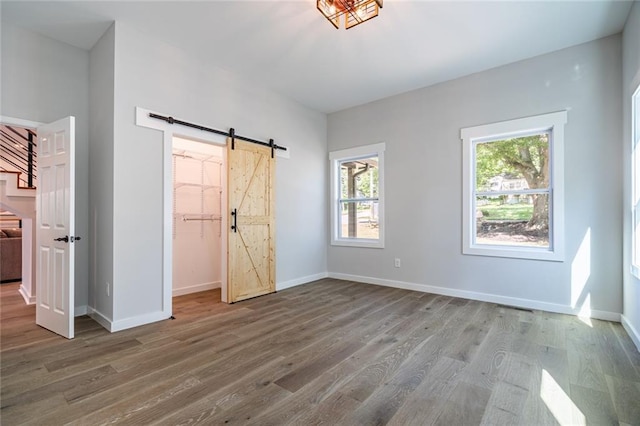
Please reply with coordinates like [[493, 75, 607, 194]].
[[54, 236, 69, 243], [71, 236, 81, 242]]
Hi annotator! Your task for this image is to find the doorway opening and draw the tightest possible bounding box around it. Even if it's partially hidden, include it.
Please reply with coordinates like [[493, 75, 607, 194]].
[[0, 121, 38, 305], [0, 209, 24, 289], [171, 136, 225, 299]]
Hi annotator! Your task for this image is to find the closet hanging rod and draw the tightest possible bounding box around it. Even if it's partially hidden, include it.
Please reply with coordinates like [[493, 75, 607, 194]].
[[149, 113, 287, 153]]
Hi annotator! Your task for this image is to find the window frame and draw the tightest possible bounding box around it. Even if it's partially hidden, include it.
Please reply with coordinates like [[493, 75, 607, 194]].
[[461, 111, 567, 261], [329, 143, 385, 248], [631, 85, 640, 278]]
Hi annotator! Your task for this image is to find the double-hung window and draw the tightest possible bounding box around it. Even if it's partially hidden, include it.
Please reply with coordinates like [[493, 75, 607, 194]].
[[461, 111, 567, 261], [330, 143, 385, 248]]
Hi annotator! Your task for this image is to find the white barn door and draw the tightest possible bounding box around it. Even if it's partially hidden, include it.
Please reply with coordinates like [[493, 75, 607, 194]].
[[36, 116, 76, 339]]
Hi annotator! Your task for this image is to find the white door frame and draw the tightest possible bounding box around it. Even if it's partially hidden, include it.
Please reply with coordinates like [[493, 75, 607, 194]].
[[135, 107, 229, 312], [0, 115, 43, 305]]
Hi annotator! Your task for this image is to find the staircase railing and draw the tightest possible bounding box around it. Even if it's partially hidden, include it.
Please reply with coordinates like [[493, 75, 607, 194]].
[[0, 125, 37, 188]]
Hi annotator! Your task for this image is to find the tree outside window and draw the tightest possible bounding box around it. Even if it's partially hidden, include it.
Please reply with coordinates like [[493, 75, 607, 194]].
[[475, 133, 550, 248], [461, 111, 566, 261]]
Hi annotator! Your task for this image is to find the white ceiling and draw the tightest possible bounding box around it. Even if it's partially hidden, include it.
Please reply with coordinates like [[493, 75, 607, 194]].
[[1, 1, 634, 113]]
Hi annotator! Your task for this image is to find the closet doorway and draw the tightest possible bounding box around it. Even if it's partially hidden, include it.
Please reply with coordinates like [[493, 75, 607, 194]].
[[172, 136, 225, 297]]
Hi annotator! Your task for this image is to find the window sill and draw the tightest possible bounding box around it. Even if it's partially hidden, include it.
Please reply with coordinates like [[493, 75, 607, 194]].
[[464, 244, 564, 262], [331, 239, 384, 249]]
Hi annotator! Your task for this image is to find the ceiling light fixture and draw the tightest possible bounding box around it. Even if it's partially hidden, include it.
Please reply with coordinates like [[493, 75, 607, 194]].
[[317, 0, 383, 29]]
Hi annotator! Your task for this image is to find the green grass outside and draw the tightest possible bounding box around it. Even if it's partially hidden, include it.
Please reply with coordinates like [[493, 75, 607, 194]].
[[478, 202, 532, 221]]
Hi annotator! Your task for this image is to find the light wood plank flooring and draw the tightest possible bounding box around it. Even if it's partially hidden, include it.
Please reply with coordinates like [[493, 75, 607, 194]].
[[1, 279, 639, 425]]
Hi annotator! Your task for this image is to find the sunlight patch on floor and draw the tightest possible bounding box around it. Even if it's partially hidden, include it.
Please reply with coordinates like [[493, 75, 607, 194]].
[[540, 369, 585, 425]]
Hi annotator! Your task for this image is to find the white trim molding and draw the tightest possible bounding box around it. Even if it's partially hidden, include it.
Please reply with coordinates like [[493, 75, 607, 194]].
[[88, 307, 171, 333], [18, 285, 36, 304], [135, 107, 289, 159], [329, 142, 385, 249], [276, 272, 329, 291], [621, 314, 640, 352], [135, 106, 229, 309], [172, 281, 221, 297], [0, 115, 42, 128], [328, 272, 621, 322], [111, 310, 171, 333], [87, 307, 113, 332], [136, 106, 291, 309], [461, 111, 567, 262]]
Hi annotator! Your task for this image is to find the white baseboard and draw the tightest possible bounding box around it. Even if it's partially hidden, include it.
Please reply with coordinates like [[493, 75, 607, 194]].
[[88, 307, 171, 333], [84, 271, 626, 335], [110, 310, 171, 333], [18, 285, 35, 304], [621, 315, 640, 352], [172, 281, 221, 297], [328, 272, 621, 322], [85, 273, 329, 333], [277, 272, 329, 291], [87, 307, 113, 332], [75, 305, 88, 316]]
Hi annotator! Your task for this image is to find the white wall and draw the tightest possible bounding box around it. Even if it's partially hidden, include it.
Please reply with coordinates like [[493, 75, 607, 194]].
[[111, 23, 327, 326], [622, 1, 640, 349], [1, 23, 90, 312], [328, 35, 623, 319], [88, 24, 115, 322]]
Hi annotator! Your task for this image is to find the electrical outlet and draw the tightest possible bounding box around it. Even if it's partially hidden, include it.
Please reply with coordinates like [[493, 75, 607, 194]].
[[106, 282, 110, 297], [394, 258, 401, 268]]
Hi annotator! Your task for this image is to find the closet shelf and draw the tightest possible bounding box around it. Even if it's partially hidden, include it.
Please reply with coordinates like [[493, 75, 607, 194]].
[[174, 182, 221, 190]]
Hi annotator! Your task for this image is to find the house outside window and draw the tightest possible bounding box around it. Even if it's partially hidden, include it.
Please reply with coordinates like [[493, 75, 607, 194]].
[[330, 143, 385, 248], [632, 86, 640, 277], [461, 111, 567, 261]]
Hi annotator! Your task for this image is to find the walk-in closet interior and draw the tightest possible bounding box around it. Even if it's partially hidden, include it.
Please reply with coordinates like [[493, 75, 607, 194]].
[[172, 136, 224, 296]]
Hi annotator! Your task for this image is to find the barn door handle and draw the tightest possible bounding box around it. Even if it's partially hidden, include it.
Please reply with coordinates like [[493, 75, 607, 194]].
[[54, 236, 69, 243], [231, 208, 237, 233]]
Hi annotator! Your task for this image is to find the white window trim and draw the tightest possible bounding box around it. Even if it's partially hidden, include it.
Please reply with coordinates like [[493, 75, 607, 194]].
[[461, 111, 567, 261], [631, 84, 640, 278], [330, 143, 385, 248]]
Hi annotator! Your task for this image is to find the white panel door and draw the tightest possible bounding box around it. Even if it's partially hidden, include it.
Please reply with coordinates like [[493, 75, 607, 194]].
[[36, 117, 75, 339]]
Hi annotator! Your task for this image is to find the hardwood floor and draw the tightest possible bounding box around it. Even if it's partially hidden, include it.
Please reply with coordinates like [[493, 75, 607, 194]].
[[1, 279, 639, 425]]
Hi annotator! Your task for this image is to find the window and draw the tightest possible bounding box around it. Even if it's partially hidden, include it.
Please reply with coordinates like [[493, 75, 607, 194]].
[[632, 86, 640, 277], [461, 111, 567, 261], [330, 143, 385, 248]]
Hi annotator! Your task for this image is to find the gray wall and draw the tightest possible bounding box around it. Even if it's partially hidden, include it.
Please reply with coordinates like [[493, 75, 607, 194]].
[[1, 23, 90, 312], [4, 12, 635, 338], [622, 0, 640, 346], [110, 23, 327, 324], [328, 35, 623, 317], [89, 24, 115, 320]]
